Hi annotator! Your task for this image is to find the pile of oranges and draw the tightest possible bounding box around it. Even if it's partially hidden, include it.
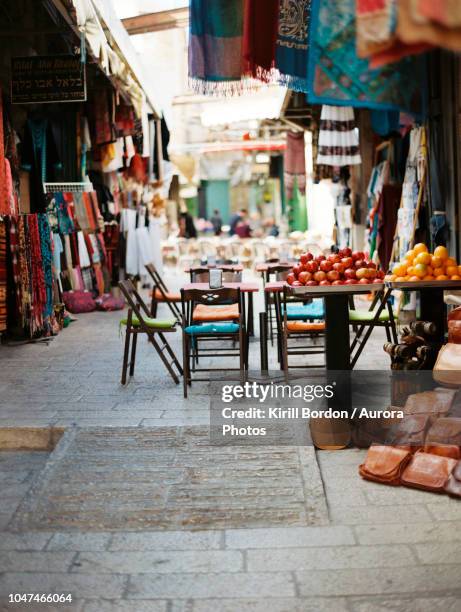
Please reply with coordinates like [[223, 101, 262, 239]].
[[385, 244, 461, 282]]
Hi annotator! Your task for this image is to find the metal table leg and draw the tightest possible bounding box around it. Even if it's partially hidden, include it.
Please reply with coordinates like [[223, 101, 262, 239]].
[[259, 312, 268, 373]]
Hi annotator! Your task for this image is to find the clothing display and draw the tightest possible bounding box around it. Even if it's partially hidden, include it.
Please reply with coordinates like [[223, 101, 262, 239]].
[[189, 0, 245, 94], [275, 0, 312, 92], [397, 0, 461, 52], [317, 106, 362, 167], [243, 0, 278, 81], [307, 0, 426, 115], [377, 183, 402, 271], [284, 131, 306, 200], [0, 220, 7, 332]]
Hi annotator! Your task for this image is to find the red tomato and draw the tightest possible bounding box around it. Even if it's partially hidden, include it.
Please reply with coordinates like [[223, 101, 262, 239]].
[[306, 280, 318, 286], [305, 261, 318, 273], [292, 264, 303, 276], [328, 254, 341, 264], [313, 270, 327, 282], [344, 268, 356, 279], [320, 260, 333, 273], [300, 253, 309, 265], [341, 257, 353, 268], [333, 262, 345, 274], [327, 270, 340, 282], [298, 271, 312, 284], [315, 254, 326, 263], [342, 247, 352, 257], [319, 280, 331, 286], [344, 279, 358, 285], [286, 273, 296, 285], [354, 259, 366, 270]]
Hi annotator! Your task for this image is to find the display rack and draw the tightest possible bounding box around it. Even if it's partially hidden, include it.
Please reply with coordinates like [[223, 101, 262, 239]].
[[43, 181, 93, 194]]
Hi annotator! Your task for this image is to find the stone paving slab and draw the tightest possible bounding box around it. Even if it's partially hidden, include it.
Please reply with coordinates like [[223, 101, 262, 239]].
[[10, 427, 328, 532]]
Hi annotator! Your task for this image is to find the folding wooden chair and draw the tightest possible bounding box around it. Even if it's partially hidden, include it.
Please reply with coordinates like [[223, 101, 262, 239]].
[[181, 287, 246, 398], [279, 286, 326, 373], [119, 280, 183, 385], [145, 263, 181, 320], [263, 264, 293, 346]]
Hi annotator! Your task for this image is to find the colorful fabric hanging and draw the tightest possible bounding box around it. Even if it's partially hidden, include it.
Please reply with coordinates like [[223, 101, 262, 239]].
[[243, 0, 278, 81], [38, 213, 53, 320], [307, 0, 426, 115], [0, 90, 9, 216], [275, 0, 312, 92], [284, 131, 306, 200], [0, 220, 7, 332], [416, 0, 461, 28], [397, 0, 461, 52], [317, 106, 362, 167], [188, 0, 245, 94], [356, 0, 431, 67]]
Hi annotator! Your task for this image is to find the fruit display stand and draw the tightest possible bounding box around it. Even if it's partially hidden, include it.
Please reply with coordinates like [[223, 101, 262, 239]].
[[265, 281, 387, 370]]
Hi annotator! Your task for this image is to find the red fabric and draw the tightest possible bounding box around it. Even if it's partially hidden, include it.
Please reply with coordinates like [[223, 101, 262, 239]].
[[377, 184, 402, 272], [243, 0, 278, 80], [418, 0, 461, 28], [95, 293, 124, 311], [0, 89, 8, 215], [63, 290, 96, 313], [284, 131, 306, 199], [370, 41, 433, 68], [28, 215, 46, 334]]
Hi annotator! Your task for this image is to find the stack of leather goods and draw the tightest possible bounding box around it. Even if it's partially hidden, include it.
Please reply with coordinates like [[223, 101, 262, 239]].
[[359, 387, 461, 498], [383, 321, 440, 371]]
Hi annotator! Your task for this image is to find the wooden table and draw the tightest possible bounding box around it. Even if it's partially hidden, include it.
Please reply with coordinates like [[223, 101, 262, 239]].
[[265, 282, 385, 370], [185, 264, 244, 273]]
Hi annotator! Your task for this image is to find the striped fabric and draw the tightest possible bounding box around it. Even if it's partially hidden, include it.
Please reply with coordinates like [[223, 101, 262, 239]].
[[317, 105, 362, 167], [0, 220, 7, 332]]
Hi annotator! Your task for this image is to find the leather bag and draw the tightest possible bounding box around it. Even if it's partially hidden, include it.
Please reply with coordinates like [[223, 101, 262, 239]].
[[433, 344, 461, 387], [424, 445, 460, 460], [448, 320, 461, 344], [401, 452, 458, 492], [359, 445, 412, 486], [403, 390, 455, 417], [425, 417, 461, 447], [386, 414, 434, 448], [445, 461, 461, 497]]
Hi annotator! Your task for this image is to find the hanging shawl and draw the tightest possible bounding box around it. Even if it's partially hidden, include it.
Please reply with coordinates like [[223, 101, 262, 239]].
[[275, 0, 312, 92], [38, 213, 53, 321], [307, 0, 426, 116], [397, 0, 461, 53], [417, 0, 461, 28], [243, 0, 279, 81], [27, 215, 46, 336], [284, 131, 306, 200], [317, 106, 362, 167], [0, 89, 9, 215], [0, 220, 7, 332], [189, 0, 245, 95]]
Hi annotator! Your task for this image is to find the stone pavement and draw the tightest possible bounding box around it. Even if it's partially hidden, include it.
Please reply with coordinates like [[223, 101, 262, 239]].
[[0, 271, 460, 611]]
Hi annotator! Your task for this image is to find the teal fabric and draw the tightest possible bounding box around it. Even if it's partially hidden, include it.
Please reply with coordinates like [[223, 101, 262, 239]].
[[349, 309, 390, 323], [285, 300, 325, 321], [185, 323, 239, 335], [120, 316, 176, 329]]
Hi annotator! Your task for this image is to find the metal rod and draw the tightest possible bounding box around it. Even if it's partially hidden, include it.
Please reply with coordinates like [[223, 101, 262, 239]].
[[259, 311, 269, 373]]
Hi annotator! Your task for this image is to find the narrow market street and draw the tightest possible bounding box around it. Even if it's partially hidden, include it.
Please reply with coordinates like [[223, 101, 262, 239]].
[[0, 273, 461, 610]]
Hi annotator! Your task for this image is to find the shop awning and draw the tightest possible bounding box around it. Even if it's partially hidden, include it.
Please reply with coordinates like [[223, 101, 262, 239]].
[[200, 86, 288, 127]]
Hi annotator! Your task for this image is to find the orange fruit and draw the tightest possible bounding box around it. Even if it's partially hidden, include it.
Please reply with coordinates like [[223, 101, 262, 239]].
[[426, 266, 434, 276], [409, 276, 420, 282], [415, 252, 431, 265], [413, 243, 428, 255], [384, 274, 396, 282], [414, 264, 427, 278], [407, 266, 415, 276], [446, 266, 458, 277], [392, 263, 407, 276], [431, 256, 443, 268], [433, 267, 445, 277], [395, 276, 406, 282], [405, 249, 416, 262], [458, 265, 461, 276], [436, 274, 449, 281], [423, 275, 435, 281], [434, 246, 449, 260], [451, 275, 461, 281], [446, 257, 457, 268]]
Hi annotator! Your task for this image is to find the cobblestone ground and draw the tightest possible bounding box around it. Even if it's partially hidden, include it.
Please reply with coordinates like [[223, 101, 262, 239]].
[[0, 271, 460, 611]]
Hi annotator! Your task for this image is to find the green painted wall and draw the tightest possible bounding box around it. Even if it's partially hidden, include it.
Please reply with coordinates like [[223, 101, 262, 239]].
[[203, 180, 230, 223]]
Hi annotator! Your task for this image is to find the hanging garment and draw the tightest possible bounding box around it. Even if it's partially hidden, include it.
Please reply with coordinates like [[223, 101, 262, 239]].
[[355, 0, 431, 66], [397, 0, 461, 52], [28, 215, 47, 336], [77, 231, 91, 268], [153, 116, 171, 180], [21, 118, 62, 213], [7, 216, 21, 322], [0, 90, 9, 215], [189, 0, 244, 94], [377, 184, 402, 271], [243, 0, 278, 81], [416, 0, 461, 27], [52, 233, 63, 277], [93, 89, 115, 145], [317, 106, 362, 167], [307, 0, 426, 115], [38, 214, 53, 320], [284, 131, 306, 200], [73, 193, 90, 232], [56, 192, 75, 235], [275, 0, 312, 92], [0, 220, 7, 332]]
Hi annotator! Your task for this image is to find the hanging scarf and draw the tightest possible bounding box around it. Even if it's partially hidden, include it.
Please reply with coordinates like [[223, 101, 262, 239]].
[[307, 0, 426, 116], [397, 0, 461, 53], [28, 215, 46, 336], [0, 89, 9, 215], [275, 0, 312, 92], [317, 106, 362, 167], [188, 0, 245, 95], [284, 131, 306, 200], [38, 213, 53, 321], [0, 220, 7, 332], [416, 0, 461, 28], [243, 0, 279, 81]]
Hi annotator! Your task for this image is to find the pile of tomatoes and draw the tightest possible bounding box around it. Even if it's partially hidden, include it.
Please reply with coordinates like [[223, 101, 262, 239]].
[[286, 248, 385, 287]]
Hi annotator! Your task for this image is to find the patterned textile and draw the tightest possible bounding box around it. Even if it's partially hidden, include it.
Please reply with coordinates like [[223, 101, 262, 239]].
[[0, 90, 8, 215], [28, 215, 47, 336], [356, 0, 395, 58], [243, 0, 278, 81], [0, 220, 7, 332], [7, 217, 21, 321], [189, 0, 245, 94], [416, 0, 461, 28], [307, 0, 426, 115], [397, 0, 461, 52], [317, 106, 362, 166], [275, 0, 312, 92], [38, 214, 53, 320], [284, 131, 306, 200]]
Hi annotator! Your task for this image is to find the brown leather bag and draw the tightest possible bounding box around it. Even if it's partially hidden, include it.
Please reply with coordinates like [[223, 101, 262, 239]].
[[445, 461, 461, 497], [448, 320, 461, 344], [401, 452, 458, 492], [386, 414, 434, 448], [424, 445, 461, 460], [433, 344, 461, 387], [425, 417, 461, 447], [359, 445, 412, 486], [403, 390, 455, 417]]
